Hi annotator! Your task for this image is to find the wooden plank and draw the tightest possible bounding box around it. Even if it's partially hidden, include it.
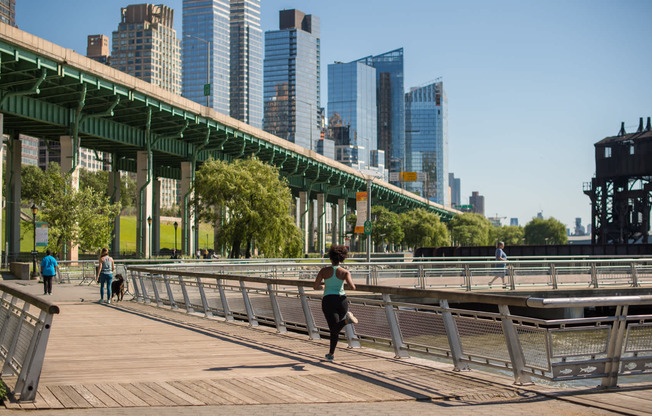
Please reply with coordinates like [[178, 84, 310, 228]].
[[71, 385, 107, 408], [240, 376, 300, 404], [310, 373, 400, 401], [127, 382, 178, 407], [225, 378, 283, 404], [142, 382, 193, 406], [171, 380, 231, 405], [201, 379, 259, 404], [257, 375, 316, 402], [83, 384, 122, 408], [267, 375, 330, 403], [99, 383, 147, 407], [59, 385, 92, 408], [32, 389, 64, 409], [47, 385, 78, 408], [286, 373, 364, 402], [153, 381, 205, 406]]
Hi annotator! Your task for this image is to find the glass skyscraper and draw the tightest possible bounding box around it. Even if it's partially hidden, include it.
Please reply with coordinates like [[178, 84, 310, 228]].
[[111, 4, 182, 95], [263, 9, 320, 151], [327, 61, 377, 170], [183, 0, 231, 114], [230, 0, 263, 128], [355, 48, 405, 177], [405, 80, 448, 206]]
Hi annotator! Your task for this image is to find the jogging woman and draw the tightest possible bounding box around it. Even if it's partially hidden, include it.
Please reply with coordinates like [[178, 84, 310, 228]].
[[96, 247, 115, 303], [313, 245, 358, 362]]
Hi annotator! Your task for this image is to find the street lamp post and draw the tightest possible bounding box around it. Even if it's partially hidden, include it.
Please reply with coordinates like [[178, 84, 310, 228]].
[[185, 34, 211, 107], [173, 221, 178, 258], [147, 216, 152, 259], [31, 204, 38, 278]]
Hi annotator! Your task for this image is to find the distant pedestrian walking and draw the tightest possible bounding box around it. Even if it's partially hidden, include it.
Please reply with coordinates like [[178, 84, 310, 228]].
[[313, 245, 358, 362], [96, 247, 115, 303], [40, 249, 58, 295], [489, 241, 508, 288]]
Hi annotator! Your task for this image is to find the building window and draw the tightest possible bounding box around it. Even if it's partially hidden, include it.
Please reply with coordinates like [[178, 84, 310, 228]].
[[604, 147, 611, 158], [630, 145, 635, 155]]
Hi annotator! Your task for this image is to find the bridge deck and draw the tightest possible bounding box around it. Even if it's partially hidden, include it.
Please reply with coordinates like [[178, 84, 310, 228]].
[[1, 281, 651, 415]]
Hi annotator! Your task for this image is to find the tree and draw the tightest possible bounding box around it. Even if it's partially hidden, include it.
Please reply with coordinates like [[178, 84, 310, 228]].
[[491, 225, 525, 246], [449, 213, 492, 246], [370, 206, 404, 251], [524, 217, 568, 245], [400, 208, 449, 249], [79, 169, 109, 197], [21, 163, 66, 205], [194, 157, 302, 258]]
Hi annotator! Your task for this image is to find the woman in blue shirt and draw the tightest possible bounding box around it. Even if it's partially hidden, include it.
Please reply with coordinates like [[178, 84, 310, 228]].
[[40, 249, 58, 295], [313, 245, 358, 362]]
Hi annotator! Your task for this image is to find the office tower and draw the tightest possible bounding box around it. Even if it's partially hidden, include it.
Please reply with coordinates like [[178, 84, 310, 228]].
[[470, 191, 485, 216], [87, 35, 111, 65], [230, 0, 263, 128], [111, 4, 182, 95], [327, 61, 379, 172], [405, 80, 448, 205], [263, 9, 320, 152], [0, 0, 15, 27], [355, 48, 405, 178], [183, 0, 230, 113], [449, 173, 461, 207], [510, 218, 519, 227]]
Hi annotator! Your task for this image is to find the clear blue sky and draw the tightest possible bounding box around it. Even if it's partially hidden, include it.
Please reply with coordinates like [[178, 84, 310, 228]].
[[16, 1, 652, 230]]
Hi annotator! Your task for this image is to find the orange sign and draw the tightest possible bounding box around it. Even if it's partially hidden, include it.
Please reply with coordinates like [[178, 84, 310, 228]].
[[355, 192, 367, 233]]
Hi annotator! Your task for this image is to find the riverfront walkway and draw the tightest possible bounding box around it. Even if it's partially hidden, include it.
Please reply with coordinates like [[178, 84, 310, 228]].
[[0, 280, 650, 415]]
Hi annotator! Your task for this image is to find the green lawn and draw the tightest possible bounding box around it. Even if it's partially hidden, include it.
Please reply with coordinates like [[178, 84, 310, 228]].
[[11, 216, 214, 256]]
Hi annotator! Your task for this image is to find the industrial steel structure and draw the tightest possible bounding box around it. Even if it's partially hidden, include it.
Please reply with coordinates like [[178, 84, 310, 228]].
[[584, 118, 652, 244]]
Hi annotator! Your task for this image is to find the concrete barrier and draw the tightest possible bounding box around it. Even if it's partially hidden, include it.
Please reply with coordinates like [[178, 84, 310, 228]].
[[10, 262, 32, 280]]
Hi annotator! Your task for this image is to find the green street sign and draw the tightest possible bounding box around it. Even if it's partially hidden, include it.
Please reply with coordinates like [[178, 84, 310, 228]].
[[363, 220, 372, 235], [203, 83, 211, 96]]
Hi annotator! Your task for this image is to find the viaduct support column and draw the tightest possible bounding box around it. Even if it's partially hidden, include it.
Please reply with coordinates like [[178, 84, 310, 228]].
[[299, 192, 308, 255], [108, 161, 121, 257], [180, 161, 195, 257], [317, 193, 326, 255], [0, 115, 3, 263], [331, 202, 338, 246], [60, 135, 79, 260], [152, 178, 161, 256], [338, 198, 347, 246], [136, 151, 152, 258], [5, 131, 21, 261]]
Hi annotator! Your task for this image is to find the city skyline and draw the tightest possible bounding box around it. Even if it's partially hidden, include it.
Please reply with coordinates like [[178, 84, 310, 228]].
[[15, 0, 652, 230]]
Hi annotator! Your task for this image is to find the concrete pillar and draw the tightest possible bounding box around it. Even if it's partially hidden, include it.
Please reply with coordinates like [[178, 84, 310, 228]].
[[136, 151, 153, 258], [4, 131, 20, 261], [60, 135, 79, 260], [317, 193, 326, 255], [331, 203, 338, 246], [299, 192, 308, 254], [180, 161, 195, 257], [152, 178, 161, 256], [308, 198, 315, 253], [0, 115, 3, 264], [338, 198, 347, 247], [108, 165, 121, 257]]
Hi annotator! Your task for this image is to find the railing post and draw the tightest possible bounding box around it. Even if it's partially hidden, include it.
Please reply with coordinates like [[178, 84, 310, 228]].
[[631, 263, 639, 288], [217, 280, 233, 321], [196, 277, 213, 318], [591, 263, 599, 288], [15, 311, 54, 402], [601, 305, 628, 388], [508, 263, 516, 290], [550, 264, 558, 289], [383, 294, 409, 358], [239, 281, 258, 327], [178, 276, 194, 314], [440, 299, 469, 371], [0, 296, 18, 350], [163, 274, 178, 309], [130, 270, 142, 301], [150, 274, 163, 307], [267, 283, 287, 333], [138, 272, 150, 303], [298, 286, 320, 340], [464, 264, 471, 291], [418, 265, 425, 289], [344, 322, 361, 349], [498, 304, 532, 385]]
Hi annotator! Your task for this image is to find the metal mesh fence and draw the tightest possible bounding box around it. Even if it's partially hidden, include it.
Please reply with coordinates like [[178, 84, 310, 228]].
[[625, 323, 652, 353], [549, 327, 610, 357], [397, 309, 449, 352], [455, 316, 511, 363], [348, 303, 391, 340], [276, 295, 306, 326], [515, 325, 550, 370]]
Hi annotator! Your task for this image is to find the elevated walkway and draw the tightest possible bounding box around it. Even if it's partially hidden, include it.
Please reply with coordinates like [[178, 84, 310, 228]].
[[0, 280, 649, 415]]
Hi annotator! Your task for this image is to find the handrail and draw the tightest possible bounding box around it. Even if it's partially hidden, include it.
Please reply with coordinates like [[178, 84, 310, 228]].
[[0, 282, 60, 402]]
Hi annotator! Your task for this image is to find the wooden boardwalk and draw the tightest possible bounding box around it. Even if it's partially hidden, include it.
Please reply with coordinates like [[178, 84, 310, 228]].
[[2, 284, 651, 414]]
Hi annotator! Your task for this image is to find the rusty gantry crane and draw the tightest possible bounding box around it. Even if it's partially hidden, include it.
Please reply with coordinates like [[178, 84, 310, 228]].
[[584, 117, 652, 244]]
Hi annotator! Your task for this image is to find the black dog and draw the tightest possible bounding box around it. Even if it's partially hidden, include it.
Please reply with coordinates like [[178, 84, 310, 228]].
[[111, 274, 125, 302]]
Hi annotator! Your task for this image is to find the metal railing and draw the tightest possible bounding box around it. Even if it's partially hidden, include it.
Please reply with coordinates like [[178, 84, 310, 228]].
[[127, 264, 652, 387], [0, 282, 60, 402]]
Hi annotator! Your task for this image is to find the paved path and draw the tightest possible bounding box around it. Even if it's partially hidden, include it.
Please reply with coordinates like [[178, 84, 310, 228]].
[[0, 279, 649, 415]]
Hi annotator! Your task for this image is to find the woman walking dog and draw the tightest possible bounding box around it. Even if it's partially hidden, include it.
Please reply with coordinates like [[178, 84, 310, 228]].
[[96, 247, 115, 303], [313, 245, 358, 362]]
